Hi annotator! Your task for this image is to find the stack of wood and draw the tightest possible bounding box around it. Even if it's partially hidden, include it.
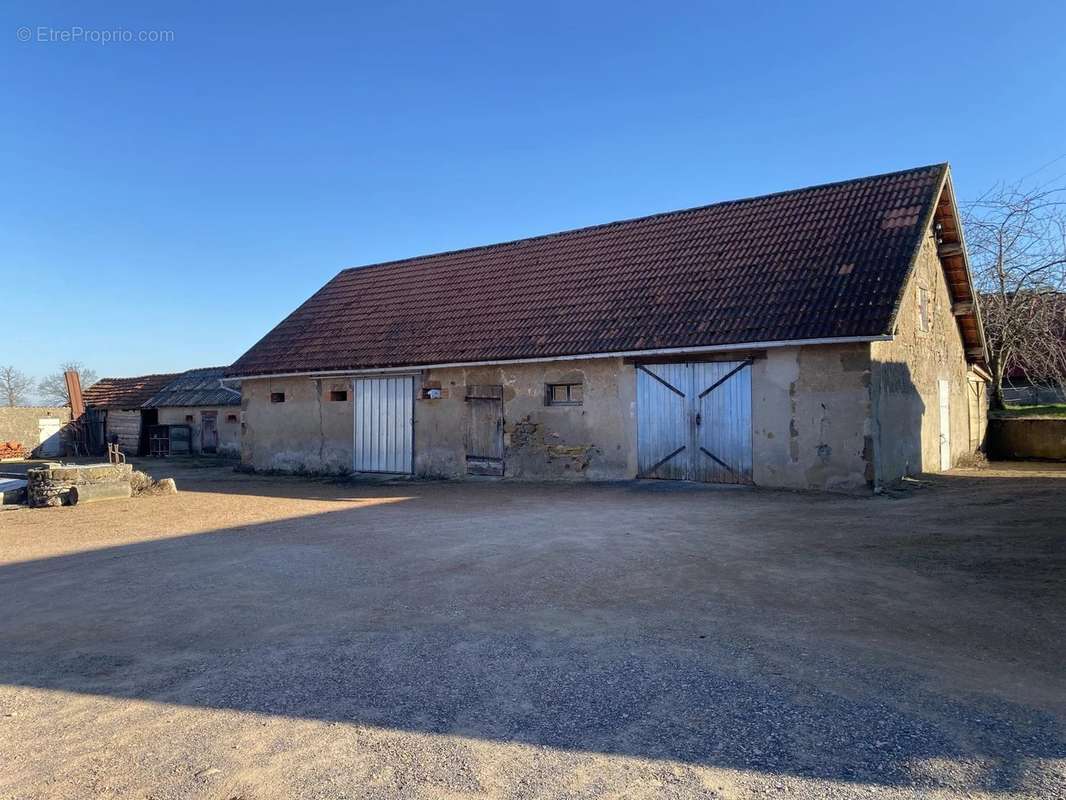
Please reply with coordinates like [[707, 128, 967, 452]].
[[0, 441, 26, 460]]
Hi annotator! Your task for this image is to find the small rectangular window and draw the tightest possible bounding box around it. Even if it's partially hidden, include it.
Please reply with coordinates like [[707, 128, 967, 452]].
[[329, 390, 348, 402], [270, 392, 285, 403], [184, 414, 194, 422], [226, 414, 238, 423], [918, 287, 931, 332], [546, 383, 583, 406]]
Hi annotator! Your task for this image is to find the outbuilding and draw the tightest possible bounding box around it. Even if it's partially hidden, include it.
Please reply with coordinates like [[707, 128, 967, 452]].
[[142, 367, 242, 456], [82, 373, 179, 456], [83, 368, 241, 457], [227, 164, 990, 490]]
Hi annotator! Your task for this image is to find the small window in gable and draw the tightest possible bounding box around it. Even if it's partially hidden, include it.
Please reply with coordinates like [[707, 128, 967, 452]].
[[546, 383, 583, 406], [918, 287, 931, 332], [226, 413, 238, 423], [270, 392, 285, 403], [184, 414, 194, 422]]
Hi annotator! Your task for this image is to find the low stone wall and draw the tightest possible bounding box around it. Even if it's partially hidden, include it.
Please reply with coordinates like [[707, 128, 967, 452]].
[[986, 418, 1066, 461], [27, 463, 133, 507]]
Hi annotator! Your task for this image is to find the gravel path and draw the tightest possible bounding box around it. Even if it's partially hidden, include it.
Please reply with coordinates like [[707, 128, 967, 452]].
[[1, 460, 1063, 798]]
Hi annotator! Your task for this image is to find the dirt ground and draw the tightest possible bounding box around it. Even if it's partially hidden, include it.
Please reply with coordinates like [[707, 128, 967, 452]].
[[0, 459, 1064, 799]]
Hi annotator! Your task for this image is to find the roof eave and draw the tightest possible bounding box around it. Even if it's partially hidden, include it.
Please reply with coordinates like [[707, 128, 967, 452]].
[[225, 334, 894, 381], [883, 164, 988, 365]]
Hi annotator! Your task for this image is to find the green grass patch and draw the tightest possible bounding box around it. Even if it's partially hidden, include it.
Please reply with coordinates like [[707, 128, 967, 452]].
[[993, 403, 1066, 418]]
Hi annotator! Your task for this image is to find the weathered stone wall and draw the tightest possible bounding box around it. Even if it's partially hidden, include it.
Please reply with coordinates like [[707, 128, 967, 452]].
[[27, 462, 133, 507], [751, 344, 874, 490], [870, 225, 982, 480], [416, 358, 636, 480], [0, 407, 71, 456], [157, 406, 241, 456]]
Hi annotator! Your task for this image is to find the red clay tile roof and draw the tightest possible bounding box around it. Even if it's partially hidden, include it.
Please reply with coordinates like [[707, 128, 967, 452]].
[[82, 374, 180, 409], [228, 164, 949, 377]]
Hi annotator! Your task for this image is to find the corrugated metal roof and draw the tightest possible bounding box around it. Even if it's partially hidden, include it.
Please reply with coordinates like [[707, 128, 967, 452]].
[[228, 164, 950, 377], [142, 367, 241, 408]]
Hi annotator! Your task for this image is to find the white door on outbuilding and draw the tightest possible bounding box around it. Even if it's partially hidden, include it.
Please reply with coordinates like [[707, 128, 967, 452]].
[[38, 418, 62, 457], [938, 379, 951, 471], [352, 376, 414, 474]]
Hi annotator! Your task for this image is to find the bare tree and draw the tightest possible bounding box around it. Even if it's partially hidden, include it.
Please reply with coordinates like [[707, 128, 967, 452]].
[[37, 362, 99, 406], [0, 366, 34, 406], [962, 181, 1066, 409]]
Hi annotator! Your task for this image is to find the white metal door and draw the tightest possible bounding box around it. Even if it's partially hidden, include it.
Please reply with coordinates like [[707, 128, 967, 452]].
[[353, 376, 414, 473], [636, 361, 753, 484], [938, 379, 951, 471], [38, 418, 62, 457]]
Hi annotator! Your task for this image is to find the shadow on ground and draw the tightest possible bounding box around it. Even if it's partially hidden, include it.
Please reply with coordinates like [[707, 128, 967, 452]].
[[1, 466, 1064, 794]]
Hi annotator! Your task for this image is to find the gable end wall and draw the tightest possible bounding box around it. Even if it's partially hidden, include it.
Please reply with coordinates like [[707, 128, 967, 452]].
[[871, 223, 979, 481]]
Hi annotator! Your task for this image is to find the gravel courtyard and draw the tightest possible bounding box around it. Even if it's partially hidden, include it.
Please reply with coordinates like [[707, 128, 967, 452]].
[[1, 460, 1064, 799]]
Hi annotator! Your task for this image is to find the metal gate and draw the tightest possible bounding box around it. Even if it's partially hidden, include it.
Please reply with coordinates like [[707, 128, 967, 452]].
[[636, 361, 753, 484], [353, 376, 414, 473]]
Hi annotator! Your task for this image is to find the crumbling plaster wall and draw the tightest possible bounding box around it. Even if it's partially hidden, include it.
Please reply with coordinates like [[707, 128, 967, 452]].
[[751, 344, 874, 490], [240, 377, 354, 473], [157, 406, 241, 457], [416, 358, 637, 480], [871, 226, 978, 480]]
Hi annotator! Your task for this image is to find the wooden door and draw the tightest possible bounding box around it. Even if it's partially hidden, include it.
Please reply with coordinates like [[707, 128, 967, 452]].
[[201, 411, 218, 454], [465, 385, 504, 476], [636, 364, 691, 480], [693, 361, 753, 484], [636, 361, 753, 484]]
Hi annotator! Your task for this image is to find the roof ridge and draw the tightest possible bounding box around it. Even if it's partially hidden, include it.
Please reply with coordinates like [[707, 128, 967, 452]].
[[335, 162, 948, 278], [95, 373, 181, 382]]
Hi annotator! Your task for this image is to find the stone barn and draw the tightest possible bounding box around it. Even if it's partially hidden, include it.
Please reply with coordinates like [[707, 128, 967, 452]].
[[227, 163, 990, 490]]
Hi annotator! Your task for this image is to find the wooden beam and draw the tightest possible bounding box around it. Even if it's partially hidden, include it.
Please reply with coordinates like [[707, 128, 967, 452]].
[[624, 350, 767, 366], [937, 241, 964, 258]]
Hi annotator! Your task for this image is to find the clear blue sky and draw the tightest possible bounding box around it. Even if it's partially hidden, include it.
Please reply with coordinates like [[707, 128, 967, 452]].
[[3, 1, 1065, 391]]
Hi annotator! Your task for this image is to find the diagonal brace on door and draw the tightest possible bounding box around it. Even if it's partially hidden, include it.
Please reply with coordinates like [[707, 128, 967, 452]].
[[699, 446, 737, 476], [636, 365, 686, 397], [698, 360, 753, 399], [638, 445, 686, 478]]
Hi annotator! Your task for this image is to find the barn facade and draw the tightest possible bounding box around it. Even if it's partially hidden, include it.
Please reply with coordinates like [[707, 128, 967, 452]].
[[228, 164, 989, 490]]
